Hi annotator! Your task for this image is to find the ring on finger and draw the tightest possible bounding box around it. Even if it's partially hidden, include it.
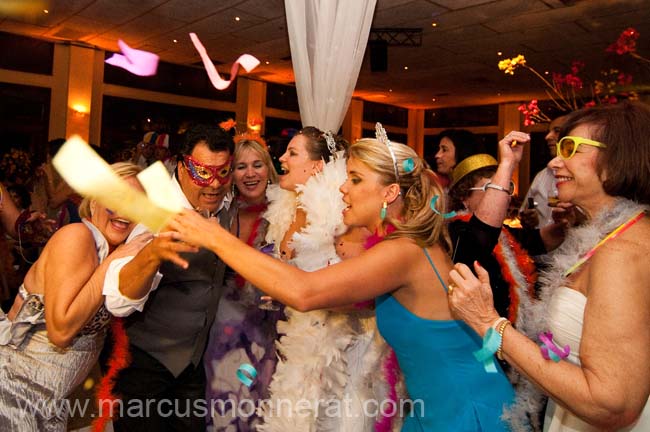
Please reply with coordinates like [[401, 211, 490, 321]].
[[447, 283, 456, 296]]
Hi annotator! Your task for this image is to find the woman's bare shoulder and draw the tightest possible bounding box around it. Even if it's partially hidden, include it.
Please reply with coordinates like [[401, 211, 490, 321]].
[[590, 216, 650, 290], [43, 223, 95, 254], [607, 216, 650, 257]]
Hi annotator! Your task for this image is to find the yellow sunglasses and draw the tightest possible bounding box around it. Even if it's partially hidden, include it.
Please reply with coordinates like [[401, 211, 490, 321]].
[[556, 136, 606, 160]]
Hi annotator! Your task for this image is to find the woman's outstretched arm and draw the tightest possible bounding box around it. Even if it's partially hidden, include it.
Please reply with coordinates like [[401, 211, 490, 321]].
[[170, 209, 417, 310]]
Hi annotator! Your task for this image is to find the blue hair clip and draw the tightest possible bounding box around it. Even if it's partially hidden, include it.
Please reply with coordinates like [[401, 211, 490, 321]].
[[402, 158, 415, 174], [430, 195, 456, 219]]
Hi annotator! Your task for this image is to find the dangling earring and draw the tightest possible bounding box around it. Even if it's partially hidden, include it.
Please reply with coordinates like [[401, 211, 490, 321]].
[[380, 201, 388, 220]]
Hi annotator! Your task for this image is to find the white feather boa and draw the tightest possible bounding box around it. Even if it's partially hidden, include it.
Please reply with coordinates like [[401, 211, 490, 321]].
[[502, 198, 648, 431], [258, 153, 393, 432]]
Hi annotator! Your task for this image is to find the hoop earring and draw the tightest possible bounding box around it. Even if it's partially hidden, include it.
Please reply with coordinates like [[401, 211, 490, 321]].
[[380, 201, 388, 220]]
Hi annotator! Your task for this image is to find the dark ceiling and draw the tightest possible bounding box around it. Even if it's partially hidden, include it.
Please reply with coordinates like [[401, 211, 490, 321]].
[[1, 0, 649, 108]]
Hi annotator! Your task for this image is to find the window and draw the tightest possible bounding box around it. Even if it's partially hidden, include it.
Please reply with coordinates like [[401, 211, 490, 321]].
[[363, 101, 408, 128], [425, 104, 498, 128], [0, 82, 50, 164], [100, 96, 234, 161], [0, 32, 54, 75], [266, 83, 299, 112], [104, 56, 236, 102], [264, 116, 302, 138], [362, 129, 407, 144]]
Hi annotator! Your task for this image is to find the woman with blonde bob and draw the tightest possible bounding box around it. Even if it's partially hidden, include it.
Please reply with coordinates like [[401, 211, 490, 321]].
[[204, 136, 281, 431], [170, 136, 515, 431]]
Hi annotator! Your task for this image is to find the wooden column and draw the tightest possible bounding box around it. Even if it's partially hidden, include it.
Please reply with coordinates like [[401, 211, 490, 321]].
[[342, 98, 363, 144], [498, 102, 525, 194], [407, 108, 425, 155]]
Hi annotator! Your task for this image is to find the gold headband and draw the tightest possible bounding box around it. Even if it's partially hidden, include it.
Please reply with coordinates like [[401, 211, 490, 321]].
[[449, 154, 498, 190]]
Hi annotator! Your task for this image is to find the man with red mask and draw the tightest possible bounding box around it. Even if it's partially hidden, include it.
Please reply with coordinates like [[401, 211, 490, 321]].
[[102, 124, 235, 431]]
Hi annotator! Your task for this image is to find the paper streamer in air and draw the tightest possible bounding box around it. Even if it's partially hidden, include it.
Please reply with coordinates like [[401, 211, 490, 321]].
[[52, 136, 182, 232], [190, 32, 260, 90], [105, 40, 160, 76], [135, 162, 182, 214]]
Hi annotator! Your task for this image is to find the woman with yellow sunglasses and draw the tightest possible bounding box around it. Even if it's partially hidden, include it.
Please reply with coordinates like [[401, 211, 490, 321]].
[[556, 136, 607, 160], [448, 101, 650, 431]]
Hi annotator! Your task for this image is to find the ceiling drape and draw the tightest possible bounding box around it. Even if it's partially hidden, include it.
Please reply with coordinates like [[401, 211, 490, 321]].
[[284, 0, 377, 132]]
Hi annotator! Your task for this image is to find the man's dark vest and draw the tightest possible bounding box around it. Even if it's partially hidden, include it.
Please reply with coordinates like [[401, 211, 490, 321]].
[[126, 206, 234, 377]]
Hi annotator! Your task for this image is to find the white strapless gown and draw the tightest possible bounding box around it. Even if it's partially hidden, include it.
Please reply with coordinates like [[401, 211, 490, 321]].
[[544, 287, 650, 431]]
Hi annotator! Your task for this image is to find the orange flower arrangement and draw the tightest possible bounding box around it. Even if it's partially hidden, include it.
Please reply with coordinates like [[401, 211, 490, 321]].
[[499, 38, 640, 126], [498, 54, 584, 115]]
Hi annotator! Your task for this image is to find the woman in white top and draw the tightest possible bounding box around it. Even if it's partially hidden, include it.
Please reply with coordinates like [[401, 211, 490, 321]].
[[448, 101, 650, 431]]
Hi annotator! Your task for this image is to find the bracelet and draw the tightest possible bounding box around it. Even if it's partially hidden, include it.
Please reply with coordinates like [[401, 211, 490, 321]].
[[496, 319, 511, 360], [473, 319, 506, 374], [485, 181, 513, 195], [491, 317, 508, 331]]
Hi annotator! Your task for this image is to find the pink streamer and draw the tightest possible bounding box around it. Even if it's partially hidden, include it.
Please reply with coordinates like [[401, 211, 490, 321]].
[[105, 40, 159, 76], [363, 223, 400, 432], [376, 350, 400, 432], [189, 33, 260, 90], [539, 332, 570, 361]]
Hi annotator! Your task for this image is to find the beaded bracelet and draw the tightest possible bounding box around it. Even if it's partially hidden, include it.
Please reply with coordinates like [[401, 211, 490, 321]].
[[496, 319, 511, 360], [473, 317, 510, 373]]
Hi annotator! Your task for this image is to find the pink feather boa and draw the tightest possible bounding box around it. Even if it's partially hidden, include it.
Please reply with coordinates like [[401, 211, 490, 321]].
[[364, 224, 401, 432]]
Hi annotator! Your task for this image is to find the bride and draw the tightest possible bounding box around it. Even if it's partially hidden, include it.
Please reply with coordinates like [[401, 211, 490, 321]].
[[258, 127, 396, 431]]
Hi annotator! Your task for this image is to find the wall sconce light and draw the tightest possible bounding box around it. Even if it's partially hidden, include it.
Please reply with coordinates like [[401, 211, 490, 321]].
[[72, 104, 89, 118]]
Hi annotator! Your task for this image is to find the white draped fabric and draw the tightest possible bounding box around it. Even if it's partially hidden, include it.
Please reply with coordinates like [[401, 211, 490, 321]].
[[284, 0, 377, 132]]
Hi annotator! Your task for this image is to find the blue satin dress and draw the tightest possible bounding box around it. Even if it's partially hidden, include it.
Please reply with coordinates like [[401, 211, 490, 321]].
[[375, 249, 515, 431]]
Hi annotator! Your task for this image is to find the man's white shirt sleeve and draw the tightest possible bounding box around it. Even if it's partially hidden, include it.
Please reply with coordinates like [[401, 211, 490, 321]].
[[102, 175, 233, 317], [102, 223, 162, 317]]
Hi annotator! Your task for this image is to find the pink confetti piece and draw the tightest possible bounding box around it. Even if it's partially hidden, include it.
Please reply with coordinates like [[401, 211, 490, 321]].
[[105, 40, 159, 77], [190, 32, 260, 90]]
